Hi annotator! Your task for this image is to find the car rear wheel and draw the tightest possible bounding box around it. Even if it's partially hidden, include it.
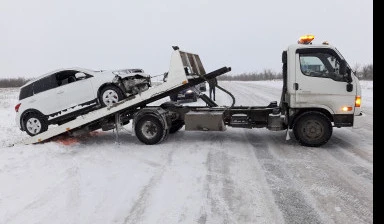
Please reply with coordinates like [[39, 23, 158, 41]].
[[99, 85, 125, 107], [23, 112, 48, 136]]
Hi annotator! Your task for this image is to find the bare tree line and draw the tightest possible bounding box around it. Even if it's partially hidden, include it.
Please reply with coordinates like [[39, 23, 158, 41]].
[[0, 63, 373, 88], [218, 69, 282, 81], [0, 77, 32, 88], [353, 64, 373, 80]]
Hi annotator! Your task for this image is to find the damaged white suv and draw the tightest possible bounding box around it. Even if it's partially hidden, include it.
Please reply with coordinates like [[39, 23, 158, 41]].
[[15, 67, 151, 136]]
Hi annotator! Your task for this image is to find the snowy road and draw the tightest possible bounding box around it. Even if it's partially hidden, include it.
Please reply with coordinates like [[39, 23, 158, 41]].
[[0, 80, 373, 224]]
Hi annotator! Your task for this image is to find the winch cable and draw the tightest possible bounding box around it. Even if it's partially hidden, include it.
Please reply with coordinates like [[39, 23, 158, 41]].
[[196, 73, 236, 108]]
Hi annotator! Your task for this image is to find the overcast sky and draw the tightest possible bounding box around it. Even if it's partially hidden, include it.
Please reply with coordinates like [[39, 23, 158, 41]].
[[0, 0, 373, 79]]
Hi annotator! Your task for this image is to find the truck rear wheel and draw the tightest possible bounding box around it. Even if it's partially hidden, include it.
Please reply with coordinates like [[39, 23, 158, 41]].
[[293, 111, 332, 147], [135, 115, 166, 145]]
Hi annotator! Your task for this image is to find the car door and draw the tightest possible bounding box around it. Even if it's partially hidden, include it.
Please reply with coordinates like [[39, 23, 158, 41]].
[[293, 48, 357, 114], [31, 74, 62, 117], [56, 71, 96, 114]]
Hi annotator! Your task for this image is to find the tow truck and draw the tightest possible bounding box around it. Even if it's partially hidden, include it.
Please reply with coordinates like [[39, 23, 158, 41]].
[[17, 35, 362, 147]]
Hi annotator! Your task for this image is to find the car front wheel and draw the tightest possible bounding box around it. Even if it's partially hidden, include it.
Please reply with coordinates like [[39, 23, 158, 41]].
[[99, 85, 125, 107], [23, 112, 48, 136]]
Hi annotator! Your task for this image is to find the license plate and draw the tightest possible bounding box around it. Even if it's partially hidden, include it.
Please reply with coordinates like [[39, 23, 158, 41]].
[[178, 94, 185, 97]]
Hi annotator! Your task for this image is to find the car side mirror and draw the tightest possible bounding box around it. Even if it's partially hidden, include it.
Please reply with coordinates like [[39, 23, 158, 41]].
[[75, 72, 86, 79]]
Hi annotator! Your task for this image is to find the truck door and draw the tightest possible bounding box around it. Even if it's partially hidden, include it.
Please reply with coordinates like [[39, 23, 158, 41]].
[[293, 48, 357, 114]]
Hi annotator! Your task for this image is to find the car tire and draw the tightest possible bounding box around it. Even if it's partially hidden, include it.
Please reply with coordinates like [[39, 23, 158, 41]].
[[99, 85, 125, 107], [23, 112, 48, 136]]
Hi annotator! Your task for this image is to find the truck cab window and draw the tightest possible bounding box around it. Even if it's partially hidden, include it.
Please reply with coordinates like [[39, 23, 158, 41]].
[[299, 52, 345, 82]]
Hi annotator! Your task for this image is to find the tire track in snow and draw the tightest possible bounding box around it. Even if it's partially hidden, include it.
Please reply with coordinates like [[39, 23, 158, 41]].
[[122, 148, 176, 224], [203, 132, 237, 224], [329, 131, 372, 163], [244, 130, 325, 224], [265, 132, 373, 224], [325, 137, 372, 181], [201, 130, 282, 223], [3, 163, 81, 224]]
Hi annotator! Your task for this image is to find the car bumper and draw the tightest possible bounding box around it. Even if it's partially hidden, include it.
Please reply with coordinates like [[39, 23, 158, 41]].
[[15, 113, 23, 131]]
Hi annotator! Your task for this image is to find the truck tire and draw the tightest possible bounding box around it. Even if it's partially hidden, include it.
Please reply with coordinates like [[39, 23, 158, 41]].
[[293, 111, 332, 147], [23, 112, 48, 136], [169, 120, 184, 134], [135, 115, 165, 145], [99, 85, 125, 107]]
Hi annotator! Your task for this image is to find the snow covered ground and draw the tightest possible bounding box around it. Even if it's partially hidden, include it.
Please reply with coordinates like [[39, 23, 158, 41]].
[[0, 80, 373, 224]]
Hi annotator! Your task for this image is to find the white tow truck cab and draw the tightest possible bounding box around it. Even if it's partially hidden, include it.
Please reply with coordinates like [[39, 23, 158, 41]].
[[17, 35, 362, 147], [284, 35, 361, 117], [279, 35, 362, 145]]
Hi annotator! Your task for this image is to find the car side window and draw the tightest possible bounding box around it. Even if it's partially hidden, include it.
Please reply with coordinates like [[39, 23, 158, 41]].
[[33, 75, 59, 94], [299, 52, 345, 82], [19, 84, 34, 100], [56, 71, 92, 86]]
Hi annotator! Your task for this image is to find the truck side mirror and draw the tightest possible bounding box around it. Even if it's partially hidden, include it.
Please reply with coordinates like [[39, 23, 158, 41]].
[[346, 83, 353, 92], [339, 60, 347, 75]]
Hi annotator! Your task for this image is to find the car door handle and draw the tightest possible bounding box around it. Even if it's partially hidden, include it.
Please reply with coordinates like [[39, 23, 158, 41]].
[[57, 90, 64, 94], [29, 99, 36, 103]]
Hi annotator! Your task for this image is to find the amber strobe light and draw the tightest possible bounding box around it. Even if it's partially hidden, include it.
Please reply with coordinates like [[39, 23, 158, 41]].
[[298, 34, 315, 44], [355, 96, 361, 107]]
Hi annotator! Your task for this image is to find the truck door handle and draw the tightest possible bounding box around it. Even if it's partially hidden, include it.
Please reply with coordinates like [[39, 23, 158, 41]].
[[294, 83, 299, 90], [57, 90, 64, 94]]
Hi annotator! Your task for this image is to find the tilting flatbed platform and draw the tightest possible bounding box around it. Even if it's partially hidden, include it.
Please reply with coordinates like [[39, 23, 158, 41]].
[[18, 47, 231, 145]]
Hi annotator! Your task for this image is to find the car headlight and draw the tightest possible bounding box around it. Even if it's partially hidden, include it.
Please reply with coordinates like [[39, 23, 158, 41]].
[[186, 90, 193, 94]]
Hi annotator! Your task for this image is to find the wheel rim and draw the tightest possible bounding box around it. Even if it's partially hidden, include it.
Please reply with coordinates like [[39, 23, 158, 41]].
[[301, 120, 323, 140], [26, 117, 42, 134], [141, 121, 158, 139], [102, 89, 119, 106]]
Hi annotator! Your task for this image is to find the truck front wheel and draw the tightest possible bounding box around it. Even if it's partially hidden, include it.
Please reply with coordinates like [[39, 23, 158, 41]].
[[293, 111, 332, 147], [135, 115, 166, 145]]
